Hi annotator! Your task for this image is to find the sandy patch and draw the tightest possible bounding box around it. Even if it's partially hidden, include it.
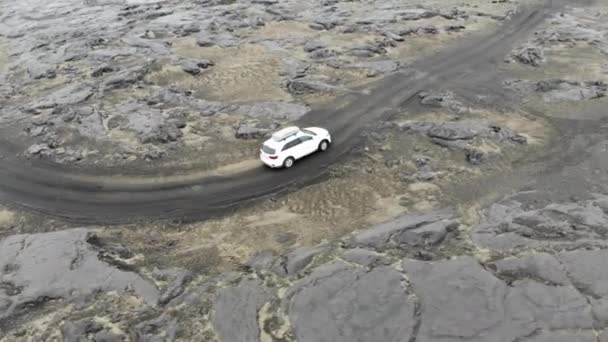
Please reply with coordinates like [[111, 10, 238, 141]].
[[254, 20, 317, 41], [0, 208, 15, 226], [0, 38, 8, 73], [156, 40, 292, 102]]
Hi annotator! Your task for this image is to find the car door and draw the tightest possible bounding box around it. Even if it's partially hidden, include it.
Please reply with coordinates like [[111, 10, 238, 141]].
[[282, 137, 303, 159], [297, 135, 317, 157]]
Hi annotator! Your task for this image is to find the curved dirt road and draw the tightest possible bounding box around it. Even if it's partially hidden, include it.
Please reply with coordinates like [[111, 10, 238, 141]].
[[0, 1, 567, 223]]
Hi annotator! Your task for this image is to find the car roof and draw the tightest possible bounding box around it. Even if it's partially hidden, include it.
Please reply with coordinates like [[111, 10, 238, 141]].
[[271, 126, 300, 142], [263, 127, 306, 148]]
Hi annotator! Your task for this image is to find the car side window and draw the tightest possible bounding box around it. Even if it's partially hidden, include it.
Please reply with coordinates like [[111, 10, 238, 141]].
[[282, 138, 302, 151], [300, 135, 313, 142]]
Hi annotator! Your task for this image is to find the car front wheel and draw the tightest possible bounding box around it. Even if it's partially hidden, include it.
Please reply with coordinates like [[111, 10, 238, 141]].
[[319, 140, 329, 152], [283, 157, 295, 168]]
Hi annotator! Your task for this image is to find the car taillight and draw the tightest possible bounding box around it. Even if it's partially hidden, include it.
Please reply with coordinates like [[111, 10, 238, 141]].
[[269, 156, 278, 160]]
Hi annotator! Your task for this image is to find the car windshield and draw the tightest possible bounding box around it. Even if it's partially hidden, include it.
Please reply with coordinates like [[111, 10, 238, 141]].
[[301, 129, 317, 136], [262, 144, 275, 154]]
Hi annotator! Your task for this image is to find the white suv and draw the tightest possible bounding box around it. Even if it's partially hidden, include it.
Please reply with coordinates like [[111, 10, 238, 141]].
[[260, 126, 332, 168]]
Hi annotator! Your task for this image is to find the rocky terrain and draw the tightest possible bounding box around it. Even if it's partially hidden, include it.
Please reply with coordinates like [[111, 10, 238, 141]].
[[2, 0, 608, 341], [0, 0, 518, 170]]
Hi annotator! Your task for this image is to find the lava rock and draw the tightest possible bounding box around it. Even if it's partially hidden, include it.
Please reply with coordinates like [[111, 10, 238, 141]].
[[445, 25, 466, 32], [62, 319, 104, 342], [181, 59, 214, 75], [30, 83, 94, 109], [212, 279, 272, 342], [559, 250, 608, 298], [91, 65, 116, 77], [309, 48, 337, 59], [349, 44, 386, 57], [341, 248, 388, 267], [27, 63, 57, 79], [235, 124, 269, 139], [403, 257, 593, 341], [495, 253, 571, 285], [303, 40, 325, 53], [285, 245, 327, 275], [427, 122, 480, 140], [0, 229, 159, 323], [195, 33, 215, 47], [287, 261, 416, 342], [104, 66, 148, 90], [394, 219, 458, 247], [26, 143, 51, 156], [535, 79, 607, 102], [513, 46, 545, 66], [400, 9, 439, 21], [348, 209, 454, 250], [525, 331, 596, 342]]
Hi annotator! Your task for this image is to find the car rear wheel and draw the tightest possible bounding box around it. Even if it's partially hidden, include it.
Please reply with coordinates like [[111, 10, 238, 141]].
[[319, 140, 329, 152], [283, 157, 295, 168]]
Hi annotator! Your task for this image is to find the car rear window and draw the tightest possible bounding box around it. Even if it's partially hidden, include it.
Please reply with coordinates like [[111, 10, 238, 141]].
[[262, 145, 275, 154]]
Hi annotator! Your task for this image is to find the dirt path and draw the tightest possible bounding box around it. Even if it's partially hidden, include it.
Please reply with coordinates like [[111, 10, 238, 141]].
[[0, 0, 572, 223]]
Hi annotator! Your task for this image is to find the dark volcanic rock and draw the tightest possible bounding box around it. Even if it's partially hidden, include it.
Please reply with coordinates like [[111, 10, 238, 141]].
[[508, 79, 607, 102], [558, 250, 608, 298], [288, 261, 415, 342], [91, 65, 116, 78], [287, 78, 336, 95], [62, 318, 104, 342], [394, 219, 457, 247], [30, 83, 94, 109], [513, 46, 545, 66], [27, 63, 57, 79], [400, 8, 439, 21], [0, 229, 158, 324], [180, 59, 213, 75], [472, 197, 608, 252], [195, 33, 215, 47], [154, 269, 193, 306], [211, 278, 272, 342], [403, 257, 593, 341], [418, 90, 468, 113], [537, 80, 607, 102], [235, 124, 269, 139], [26, 143, 51, 157], [245, 250, 287, 276], [303, 40, 325, 53], [495, 253, 571, 286], [525, 331, 596, 342], [133, 312, 178, 341], [348, 209, 455, 251], [309, 48, 337, 60], [285, 245, 328, 275], [427, 122, 480, 140], [349, 44, 386, 57], [445, 25, 466, 32], [419, 25, 438, 34], [341, 248, 388, 267], [103, 66, 148, 90]]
